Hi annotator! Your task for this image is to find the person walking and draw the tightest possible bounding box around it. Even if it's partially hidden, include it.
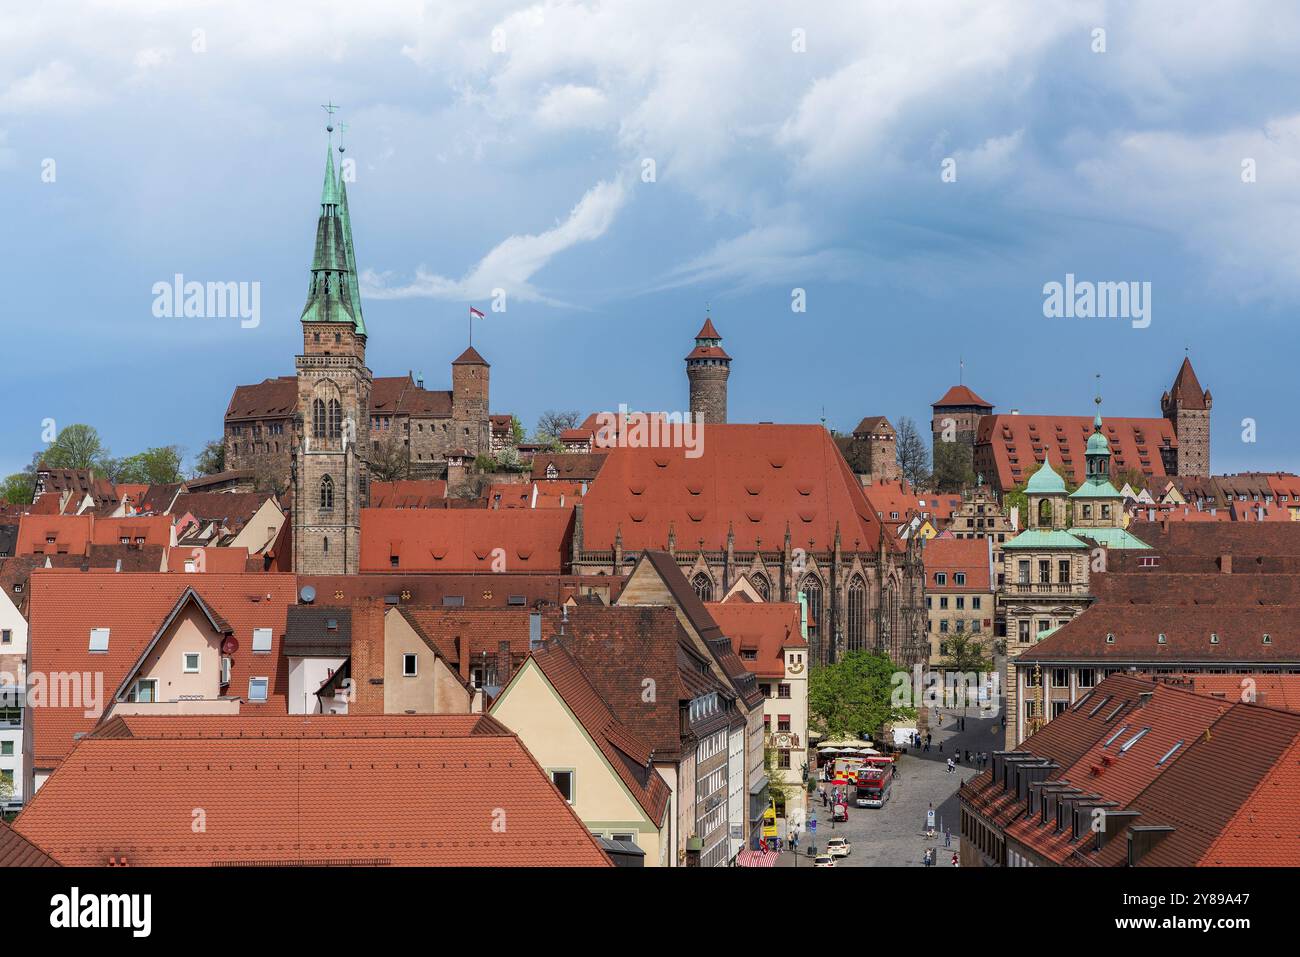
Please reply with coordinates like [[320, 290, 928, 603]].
[[944, 826, 951, 848], [946, 757, 955, 774], [951, 852, 959, 867]]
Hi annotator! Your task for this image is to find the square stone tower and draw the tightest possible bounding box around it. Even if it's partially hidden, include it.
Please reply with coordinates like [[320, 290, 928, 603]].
[[1160, 357, 1211, 478]]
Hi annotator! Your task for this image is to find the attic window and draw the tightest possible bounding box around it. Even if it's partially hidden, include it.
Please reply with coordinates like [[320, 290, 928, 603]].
[[1105, 633, 1115, 644], [252, 627, 273, 653], [442, 596, 465, 607], [1085, 694, 1111, 717], [1263, 633, 1272, 645], [1157, 740, 1184, 765], [1209, 632, 1219, 644], [89, 628, 110, 652], [507, 595, 527, 606], [1102, 724, 1129, 748], [1157, 633, 1166, 644], [326, 618, 338, 631]]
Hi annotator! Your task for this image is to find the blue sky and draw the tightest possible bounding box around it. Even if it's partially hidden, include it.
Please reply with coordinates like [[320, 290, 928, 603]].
[[4, 1, 1300, 478]]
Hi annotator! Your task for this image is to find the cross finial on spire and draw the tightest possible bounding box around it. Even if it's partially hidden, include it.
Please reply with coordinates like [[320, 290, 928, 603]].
[[322, 101, 340, 142], [338, 120, 349, 154], [959, 356, 964, 385]]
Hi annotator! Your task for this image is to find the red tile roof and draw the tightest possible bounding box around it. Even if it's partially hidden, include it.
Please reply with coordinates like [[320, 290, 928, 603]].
[[225, 376, 297, 420], [1167, 357, 1208, 410], [360, 508, 573, 573], [933, 385, 993, 408], [15, 714, 610, 867], [369, 479, 448, 508], [523, 644, 672, 823], [531, 452, 608, 482], [580, 424, 891, 554], [25, 571, 298, 770], [15, 514, 171, 556], [977, 413, 1176, 490], [708, 601, 805, 678], [1201, 734, 1300, 865], [452, 346, 489, 366], [165, 546, 254, 574], [297, 573, 620, 610], [921, 537, 992, 591], [486, 482, 586, 509], [0, 819, 58, 867]]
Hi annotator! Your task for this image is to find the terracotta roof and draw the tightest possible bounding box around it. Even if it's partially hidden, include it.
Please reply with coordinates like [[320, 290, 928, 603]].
[[696, 317, 721, 339], [360, 507, 573, 573], [225, 376, 296, 420], [170, 491, 272, 527], [852, 415, 894, 436], [864, 480, 961, 528], [1201, 733, 1300, 865], [921, 537, 992, 591], [531, 452, 608, 482], [708, 601, 805, 678], [15, 715, 610, 866], [297, 573, 619, 610], [977, 414, 1175, 490], [486, 481, 585, 509], [580, 424, 891, 554], [369, 480, 448, 508], [25, 571, 298, 770], [0, 819, 58, 867], [933, 384, 993, 408], [165, 546, 252, 573], [1167, 357, 1208, 410], [369, 375, 454, 417], [1018, 603, 1300, 664], [399, 607, 536, 668], [452, 346, 489, 366], [525, 643, 672, 822]]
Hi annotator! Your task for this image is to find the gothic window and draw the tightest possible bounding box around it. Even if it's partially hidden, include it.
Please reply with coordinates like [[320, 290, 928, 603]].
[[847, 576, 866, 651], [313, 398, 326, 438], [801, 576, 823, 645], [692, 572, 714, 602], [320, 474, 334, 510], [328, 399, 342, 438], [752, 574, 770, 601]]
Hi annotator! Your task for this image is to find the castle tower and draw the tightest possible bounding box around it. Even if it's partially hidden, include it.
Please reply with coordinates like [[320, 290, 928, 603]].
[[686, 313, 730, 424], [930, 383, 993, 469], [852, 417, 899, 484], [292, 120, 372, 575], [451, 346, 490, 457], [1161, 357, 1212, 478]]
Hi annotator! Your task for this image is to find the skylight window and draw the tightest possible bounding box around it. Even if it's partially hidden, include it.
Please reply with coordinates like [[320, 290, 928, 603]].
[[89, 628, 110, 652], [1157, 740, 1184, 765], [1120, 728, 1150, 753], [1086, 694, 1111, 717], [1103, 725, 1129, 748], [1103, 700, 1127, 722], [251, 628, 273, 653], [1073, 691, 1095, 712]]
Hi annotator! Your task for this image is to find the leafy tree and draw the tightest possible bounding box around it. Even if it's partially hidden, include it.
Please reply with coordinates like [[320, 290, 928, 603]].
[[764, 745, 798, 812], [1, 472, 34, 504], [808, 650, 915, 741], [938, 633, 994, 717], [194, 440, 226, 476], [510, 415, 526, 447], [931, 440, 974, 492], [1115, 466, 1147, 493], [535, 410, 580, 442], [894, 416, 930, 487], [109, 446, 185, 485], [41, 424, 108, 471], [1002, 482, 1029, 526]]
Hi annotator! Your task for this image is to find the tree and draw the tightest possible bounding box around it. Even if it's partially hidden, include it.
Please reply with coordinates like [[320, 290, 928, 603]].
[[931, 440, 974, 492], [808, 650, 916, 741], [894, 416, 930, 487], [368, 431, 410, 483], [1115, 466, 1147, 493], [194, 440, 226, 476], [764, 745, 798, 814], [509, 415, 526, 447], [1, 472, 34, 504], [109, 446, 185, 485], [535, 410, 580, 442], [938, 632, 994, 717], [42, 424, 108, 471]]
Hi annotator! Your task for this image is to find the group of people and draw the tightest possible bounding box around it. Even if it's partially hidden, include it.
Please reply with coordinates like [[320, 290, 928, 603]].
[[921, 848, 959, 867], [945, 750, 990, 774]]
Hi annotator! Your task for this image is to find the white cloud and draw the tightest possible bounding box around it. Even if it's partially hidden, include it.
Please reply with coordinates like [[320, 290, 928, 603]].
[[362, 176, 628, 303], [0, 61, 102, 113]]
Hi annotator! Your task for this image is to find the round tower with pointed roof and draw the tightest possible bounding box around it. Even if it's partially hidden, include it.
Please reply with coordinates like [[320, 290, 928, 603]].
[[686, 312, 730, 425]]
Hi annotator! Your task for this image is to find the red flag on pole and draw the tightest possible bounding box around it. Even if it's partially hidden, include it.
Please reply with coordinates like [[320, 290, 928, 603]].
[[469, 306, 485, 319]]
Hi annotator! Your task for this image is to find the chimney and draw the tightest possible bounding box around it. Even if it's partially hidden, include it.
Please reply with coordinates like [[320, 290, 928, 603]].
[[496, 640, 513, 687], [456, 635, 471, 681]]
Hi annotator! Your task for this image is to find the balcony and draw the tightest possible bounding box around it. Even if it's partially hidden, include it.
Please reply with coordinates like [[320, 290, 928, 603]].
[[1002, 582, 1088, 597]]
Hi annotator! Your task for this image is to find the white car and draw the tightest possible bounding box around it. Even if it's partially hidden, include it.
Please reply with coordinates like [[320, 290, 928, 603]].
[[826, 837, 852, 858], [813, 855, 836, 868]]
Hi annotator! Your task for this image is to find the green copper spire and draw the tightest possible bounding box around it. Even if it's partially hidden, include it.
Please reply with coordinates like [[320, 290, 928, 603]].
[[300, 125, 358, 329], [337, 173, 367, 337]]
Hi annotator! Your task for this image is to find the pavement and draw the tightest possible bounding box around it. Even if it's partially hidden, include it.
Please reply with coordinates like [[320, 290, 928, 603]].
[[776, 705, 1005, 868]]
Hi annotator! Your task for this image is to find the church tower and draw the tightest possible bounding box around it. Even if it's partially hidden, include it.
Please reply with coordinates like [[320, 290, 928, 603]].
[[292, 117, 372, 574], [1161, 357, 1212, 478], [685, 312, 730, 424]]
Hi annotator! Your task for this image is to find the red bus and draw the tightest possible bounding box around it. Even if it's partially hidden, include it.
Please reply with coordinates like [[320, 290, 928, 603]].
[[854, 764, 894, 808]]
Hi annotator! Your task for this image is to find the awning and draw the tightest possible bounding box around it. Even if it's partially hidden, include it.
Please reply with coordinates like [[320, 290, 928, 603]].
[[735, 849, 778, 868]]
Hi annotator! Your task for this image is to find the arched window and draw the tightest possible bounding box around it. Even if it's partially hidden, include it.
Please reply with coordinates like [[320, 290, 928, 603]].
[[320, 474, 334, 510], [1037, 498, 1052, 528], [801, 576, 823, 646], [847, 576, 866, 651], [312, 398, 326, 438], [752, 574, 770, 601], [328, 399, 342, 438], [692, 572, 714, 602]]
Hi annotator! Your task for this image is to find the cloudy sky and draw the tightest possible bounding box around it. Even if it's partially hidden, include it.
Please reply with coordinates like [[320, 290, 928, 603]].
[[4, 0, 1300, 477]]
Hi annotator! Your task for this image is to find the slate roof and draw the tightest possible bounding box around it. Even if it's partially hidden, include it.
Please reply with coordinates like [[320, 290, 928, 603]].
[[283, 605, 352, 656]]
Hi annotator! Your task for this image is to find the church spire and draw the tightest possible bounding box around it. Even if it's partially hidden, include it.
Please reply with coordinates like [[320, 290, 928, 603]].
[[300, 107, 360, 331]]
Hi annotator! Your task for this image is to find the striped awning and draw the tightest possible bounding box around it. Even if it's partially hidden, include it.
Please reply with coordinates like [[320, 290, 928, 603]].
[[734, 849, 778, 868]]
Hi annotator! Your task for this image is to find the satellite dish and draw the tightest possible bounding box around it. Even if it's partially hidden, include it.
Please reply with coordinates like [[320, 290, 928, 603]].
[[300, 585, 317, 604], [221, 636, 239, 655]]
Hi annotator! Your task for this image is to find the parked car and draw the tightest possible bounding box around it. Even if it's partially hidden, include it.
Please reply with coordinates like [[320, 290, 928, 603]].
[[813, 855, 836, 868], [826, 837, 852, 858]]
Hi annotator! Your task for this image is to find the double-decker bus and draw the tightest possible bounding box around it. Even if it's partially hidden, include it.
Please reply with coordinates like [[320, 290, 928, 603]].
[[854, 763, 894, 808]]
